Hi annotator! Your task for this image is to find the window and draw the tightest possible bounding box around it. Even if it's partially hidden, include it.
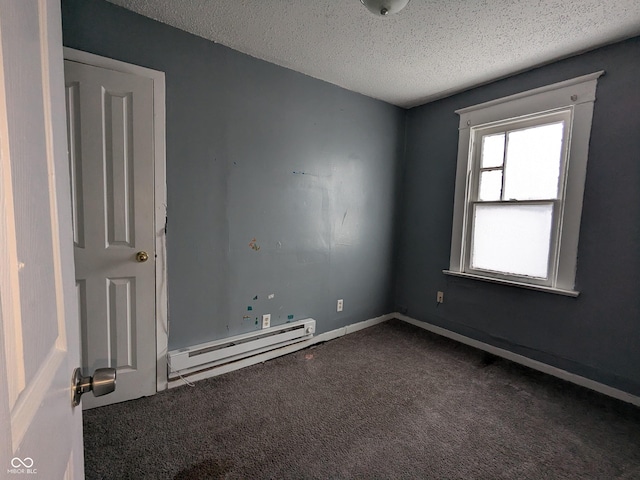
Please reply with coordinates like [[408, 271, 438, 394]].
[[445, 72, 604, 296]]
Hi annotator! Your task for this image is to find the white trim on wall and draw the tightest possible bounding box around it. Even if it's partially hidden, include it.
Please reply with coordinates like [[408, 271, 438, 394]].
[[166, 310, 640, 407], [167, 313, 394, 388], [62, 47, 169, 391], [394, 313, 640, 407]]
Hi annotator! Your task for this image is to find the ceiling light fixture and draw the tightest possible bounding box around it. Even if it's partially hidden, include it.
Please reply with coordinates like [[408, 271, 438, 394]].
[[360, 0, 410, 16]]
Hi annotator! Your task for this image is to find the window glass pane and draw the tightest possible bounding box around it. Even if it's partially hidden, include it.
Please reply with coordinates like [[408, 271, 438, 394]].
[[481, 133, 505, 168], [503, 122, 564, 200], [471, 203, 553, 278], [478, 170, 503, 201]]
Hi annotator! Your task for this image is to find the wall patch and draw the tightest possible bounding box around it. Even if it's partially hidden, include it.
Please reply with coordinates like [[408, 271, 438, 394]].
[[249, 238, 260, 251]]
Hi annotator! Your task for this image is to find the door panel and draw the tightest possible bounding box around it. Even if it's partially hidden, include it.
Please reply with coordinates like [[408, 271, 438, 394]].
[[0, 0, 83, 477], [64, 60, 156, 409], [104, 90, 135, 246]]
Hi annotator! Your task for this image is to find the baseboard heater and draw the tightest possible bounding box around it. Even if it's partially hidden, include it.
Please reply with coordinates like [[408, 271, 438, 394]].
[[168, 318, 316, 379]]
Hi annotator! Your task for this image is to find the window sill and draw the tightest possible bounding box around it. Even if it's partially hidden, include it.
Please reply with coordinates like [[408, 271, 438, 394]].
[[442, 270, 580, 297]]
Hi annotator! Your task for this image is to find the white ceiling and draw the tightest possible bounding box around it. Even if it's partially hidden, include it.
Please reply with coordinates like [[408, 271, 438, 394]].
[[105, 0, 640, 108]]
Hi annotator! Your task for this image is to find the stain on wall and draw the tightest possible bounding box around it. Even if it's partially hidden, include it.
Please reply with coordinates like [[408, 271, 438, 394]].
[[62, 0, 404, 350]]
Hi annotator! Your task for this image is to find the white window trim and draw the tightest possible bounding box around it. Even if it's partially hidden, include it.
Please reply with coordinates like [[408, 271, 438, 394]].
[[444, 71, 604, 297]]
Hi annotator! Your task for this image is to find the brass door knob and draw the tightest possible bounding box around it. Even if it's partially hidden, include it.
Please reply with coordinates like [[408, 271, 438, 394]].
[[136, 251, 149, 262]]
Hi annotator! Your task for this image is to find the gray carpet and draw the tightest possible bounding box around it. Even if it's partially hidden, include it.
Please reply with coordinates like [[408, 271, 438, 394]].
[[83, 319, 640, 479]]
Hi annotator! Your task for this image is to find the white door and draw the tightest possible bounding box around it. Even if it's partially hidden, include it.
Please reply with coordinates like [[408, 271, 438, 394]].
[[64, 60, 157, 409], [0, 0, 84, 478]]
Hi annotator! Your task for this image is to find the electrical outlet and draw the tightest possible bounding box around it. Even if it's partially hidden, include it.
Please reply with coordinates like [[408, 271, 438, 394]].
[[436, 291, 444, 304], [262, 314, 271, 329], [337, 299, 344, 312]]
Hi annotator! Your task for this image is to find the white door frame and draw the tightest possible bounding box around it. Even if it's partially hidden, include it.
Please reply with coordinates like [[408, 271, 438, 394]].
[[63, 47, 169, 391]]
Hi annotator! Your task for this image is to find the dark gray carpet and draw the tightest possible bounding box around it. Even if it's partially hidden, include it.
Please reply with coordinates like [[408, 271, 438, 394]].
[[83, 319, 640, 479]]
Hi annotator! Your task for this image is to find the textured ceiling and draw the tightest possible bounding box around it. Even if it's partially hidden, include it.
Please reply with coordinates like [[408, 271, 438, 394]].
[[105, 0, 640, 108]]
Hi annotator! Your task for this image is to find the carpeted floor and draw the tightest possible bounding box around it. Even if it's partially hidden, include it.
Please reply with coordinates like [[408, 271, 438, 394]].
[[83, 319, 640, 479]]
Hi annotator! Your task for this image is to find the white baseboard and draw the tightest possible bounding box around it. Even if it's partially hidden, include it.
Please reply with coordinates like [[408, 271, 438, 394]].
[[395, 313, 640, 407], [167, 311, 640, 407], [167, 313, 394, 389]]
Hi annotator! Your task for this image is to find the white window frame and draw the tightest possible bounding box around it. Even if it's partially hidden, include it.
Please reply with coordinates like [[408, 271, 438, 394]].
[[444, 71, 604, 297]]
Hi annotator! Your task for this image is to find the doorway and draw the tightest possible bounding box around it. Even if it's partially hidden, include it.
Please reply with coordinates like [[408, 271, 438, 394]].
[[63, 48, 168, 408]]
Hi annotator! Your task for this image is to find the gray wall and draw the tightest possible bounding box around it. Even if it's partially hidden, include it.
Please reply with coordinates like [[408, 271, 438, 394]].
[[62, 0, 405, 350], [61, 0, 640, 397], [396, 37, 640, 395]]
